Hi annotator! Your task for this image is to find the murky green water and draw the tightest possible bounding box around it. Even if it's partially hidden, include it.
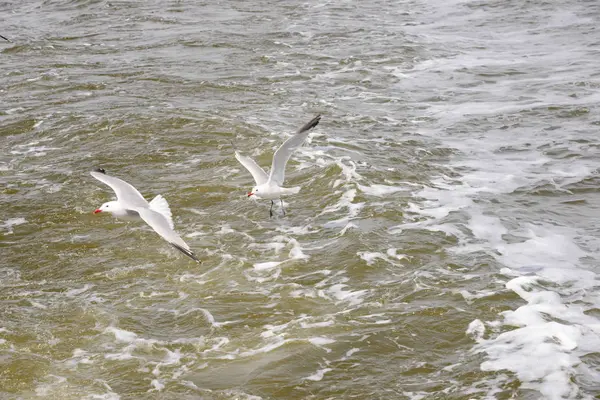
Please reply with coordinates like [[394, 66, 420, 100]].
[[2, 1, 600, 399]]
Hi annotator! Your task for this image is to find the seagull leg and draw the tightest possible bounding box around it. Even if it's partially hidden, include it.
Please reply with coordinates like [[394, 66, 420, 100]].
[[269, 200, 274, 218], [280, 199, 286, 216]]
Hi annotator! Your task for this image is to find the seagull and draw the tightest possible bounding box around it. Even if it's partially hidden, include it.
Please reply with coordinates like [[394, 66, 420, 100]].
[[232, 114, 322, 217], [90, 168, 200, 263], [0, 35, 9, 42]]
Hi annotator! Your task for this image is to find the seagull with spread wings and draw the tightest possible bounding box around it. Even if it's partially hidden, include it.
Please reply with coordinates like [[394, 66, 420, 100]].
[[90, 168, 200, 263], [232, 114, 322, 217]]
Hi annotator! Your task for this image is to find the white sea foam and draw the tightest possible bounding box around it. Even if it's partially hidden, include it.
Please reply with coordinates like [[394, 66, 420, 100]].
[[466, 319, 485, 341], [149, 379, 164, 391], [105, 327, 138, 343], [422, 149, 598, 399], [300, 320, 335, 329], [1, 217, 26, 234], [249, 241, 286, 253], [10, 145, 60, 156], [152, 348, 182, 376], [66, 284, 94, 297], [356, 183, 405, 197], [35, 375, 67, 397], [85, 394, 120, 400], [197, 308, 223, 328], [253, 261, 282, 271], [401, 39, 600, 396], [357, 251, 387, 266], [103, 327, 161, 361], [249, 237, 309, 284], [235, 338, 289, 359], [65, 348, 93, 368], [322, 284, 368, 306], [320, 189, 364, 221], [420, 167, 600, 399], [30, 300, 47, 309], [358, 249, 406, 266], [304, 367, 332, 381], [343, 348, 360, 359], [308, 337, 335, 346]]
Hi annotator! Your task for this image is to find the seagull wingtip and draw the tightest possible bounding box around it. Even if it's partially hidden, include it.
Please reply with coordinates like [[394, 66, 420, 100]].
[[298, 114, 322, 133], [170, 242, 201, 263]]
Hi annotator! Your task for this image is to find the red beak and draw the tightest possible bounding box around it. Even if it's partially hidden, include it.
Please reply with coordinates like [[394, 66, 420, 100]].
[[93, 209, 102, 214], [247, 192, 254, 197]]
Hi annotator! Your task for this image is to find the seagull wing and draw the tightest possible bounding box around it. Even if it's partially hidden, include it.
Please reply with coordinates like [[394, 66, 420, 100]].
[[234, 150, 269, 186], [269, 114, 321, 186], [91, 170, 149, 208], [136, 208, 200, 263]]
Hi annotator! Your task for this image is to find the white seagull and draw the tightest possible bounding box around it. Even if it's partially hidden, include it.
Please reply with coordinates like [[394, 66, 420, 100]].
[[233, 114, 322, 217], [90, 168, 200, 263]]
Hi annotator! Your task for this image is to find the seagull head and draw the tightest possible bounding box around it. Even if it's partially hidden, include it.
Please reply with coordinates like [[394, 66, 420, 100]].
[[94, 201, 117, 214], [248, 186, 259, 198]]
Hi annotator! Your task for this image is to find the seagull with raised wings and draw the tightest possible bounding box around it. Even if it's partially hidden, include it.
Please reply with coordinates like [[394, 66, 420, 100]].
[[90, 168, 200, 263], [233, 114, 321, 217]]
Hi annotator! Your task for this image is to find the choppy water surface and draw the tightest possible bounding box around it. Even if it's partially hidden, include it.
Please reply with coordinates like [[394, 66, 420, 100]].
[[2, 0, 600, 398]]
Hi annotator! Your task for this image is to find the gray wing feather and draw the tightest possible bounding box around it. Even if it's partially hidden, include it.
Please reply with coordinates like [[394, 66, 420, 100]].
[[269, 115, 321, 186], [136, 208, 200, 263], [90, 171, 148, 208], [234, 150, 269, 186]]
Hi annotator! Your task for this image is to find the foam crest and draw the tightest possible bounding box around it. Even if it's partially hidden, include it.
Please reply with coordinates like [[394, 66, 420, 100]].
[[1, 217, 26, 234], [321, 283, 368, 306], [403, 73, 600, 397], [151, 348, 182, 377], [304, 367, 332, 381], [10, 145, 60, 156], [468, 211, 507, 245], [248, 238, 309, 282], [85, 394, 120, 400], [321, 188, 364, 230], [307, 337, 335, 346], [65, 348, 93, 368], [179, 308, 224, 328], [332, 157, 362, 188], [66, 284, 94, 297], [105, 327, 138, 343], [149, 379, 164, 391], [356, 183, 406, 197], [34, 375, 67, 397], [288, 238, 309, 260], [358, 249, 406, 267], [300, 320, 335, 329], [103, 327, 164, 361], [497, 227, 586, 271], [234, 338, 290, 359], [253, 261, 283, 271], [470, 228, 600, 398]]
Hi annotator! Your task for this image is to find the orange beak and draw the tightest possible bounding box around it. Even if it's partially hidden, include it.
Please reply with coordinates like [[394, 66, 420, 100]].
[[93, 209, 102, 214], [247, 192, 254, 197]]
